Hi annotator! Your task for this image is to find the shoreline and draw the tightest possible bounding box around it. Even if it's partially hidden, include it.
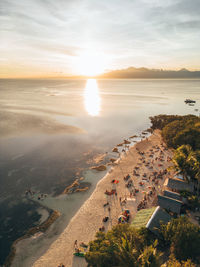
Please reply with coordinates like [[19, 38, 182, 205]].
[[5, 210, 60, 267], [33, 130, 173, 267]]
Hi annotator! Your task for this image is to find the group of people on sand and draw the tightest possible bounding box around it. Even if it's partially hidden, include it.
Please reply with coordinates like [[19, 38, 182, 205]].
[[37, 193, 48, 200], [135, 147, 169, 178], [74, 239, 88, 253], [76, 138, 171, 259], [137, 186, 156, 211], [25, 189, 35, 196], [105, 189, 117, 196], [25, 189, 47, 200], [123, 143, 171, 211]]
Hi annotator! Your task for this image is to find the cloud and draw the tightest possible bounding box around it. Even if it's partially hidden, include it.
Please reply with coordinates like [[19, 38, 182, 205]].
[[1, 0, 200, 77]]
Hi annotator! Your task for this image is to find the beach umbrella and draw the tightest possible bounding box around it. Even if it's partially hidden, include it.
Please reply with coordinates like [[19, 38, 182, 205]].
[[124, 209, 130, 214], [118, 215, 126, 223], [123, 209, 130, 217]]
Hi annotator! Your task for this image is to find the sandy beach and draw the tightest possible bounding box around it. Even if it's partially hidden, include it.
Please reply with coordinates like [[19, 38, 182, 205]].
[[33, 130, 173, 267]]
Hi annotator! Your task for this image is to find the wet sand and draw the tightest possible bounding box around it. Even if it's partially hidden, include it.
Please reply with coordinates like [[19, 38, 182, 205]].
[[33, 130, 173, 267]]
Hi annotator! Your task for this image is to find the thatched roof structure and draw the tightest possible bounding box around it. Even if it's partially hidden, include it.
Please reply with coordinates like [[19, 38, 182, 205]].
[[131, 206, 171, 236], [131, 207, 156, 229], [146, 206, 171, 235]]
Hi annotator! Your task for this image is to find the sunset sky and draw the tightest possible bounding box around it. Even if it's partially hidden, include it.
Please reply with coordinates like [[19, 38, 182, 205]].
[[1, 0, 200, 78]]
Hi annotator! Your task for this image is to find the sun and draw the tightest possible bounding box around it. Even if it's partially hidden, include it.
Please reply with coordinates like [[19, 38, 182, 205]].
[[76, 50, 108, 76]]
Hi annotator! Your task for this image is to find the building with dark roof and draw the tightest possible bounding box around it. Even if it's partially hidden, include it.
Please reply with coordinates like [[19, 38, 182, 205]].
[[163, 190, 181, 201], [164, 178, 194, 193], [158, 194, 183, 214]]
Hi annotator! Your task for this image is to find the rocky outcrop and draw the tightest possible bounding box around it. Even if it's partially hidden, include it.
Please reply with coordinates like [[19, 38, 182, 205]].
[[124, 139, 131, 144], [74, 187, 89, 192], [117, 143, 123, 146], [62, 179, 90, 194], [112, 147, 119, 152], [62, 179, 80, 194], [142, 131, 148, 135], [129, 135, 138, 138], [91, 165, 107, 171]]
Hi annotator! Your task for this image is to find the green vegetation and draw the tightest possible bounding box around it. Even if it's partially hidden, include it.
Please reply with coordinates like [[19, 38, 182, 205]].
[[172, 145, 200, 182], [85, 115, 200, 266], [179, 190, 200, 211], [131, 207, 157, 229], [85, 224, 159, 267], [150, 115, 200, 150], [160, 217, 200, 262], [137, 243, 163, 267], [150, 114, 200, 190], [85, 218, 200, 266], [165, 255, 196, 267]]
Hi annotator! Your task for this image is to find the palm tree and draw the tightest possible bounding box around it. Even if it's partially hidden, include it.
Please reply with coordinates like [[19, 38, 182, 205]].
[[187, 150, 200, 193], [137, 242, 163, 267], [172, 145, 192, 182]]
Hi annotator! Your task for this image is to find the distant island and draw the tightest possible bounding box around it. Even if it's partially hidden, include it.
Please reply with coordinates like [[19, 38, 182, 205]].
[[95, 67, 200, 79], [4, 66, 200, 79]]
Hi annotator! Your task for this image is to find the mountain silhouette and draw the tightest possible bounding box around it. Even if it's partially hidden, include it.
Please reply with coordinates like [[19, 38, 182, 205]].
[[96, 67, 200, 79]]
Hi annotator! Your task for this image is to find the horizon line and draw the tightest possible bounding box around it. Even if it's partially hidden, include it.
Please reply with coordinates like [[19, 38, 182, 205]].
[[1, 66, 200, 79]]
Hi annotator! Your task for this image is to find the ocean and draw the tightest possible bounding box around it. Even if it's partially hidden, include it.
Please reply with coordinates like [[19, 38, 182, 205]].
[[0, 78, 199, 266]]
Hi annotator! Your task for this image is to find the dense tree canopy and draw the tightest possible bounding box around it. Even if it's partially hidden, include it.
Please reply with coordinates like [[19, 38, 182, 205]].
[[85, 218, 200, 266], [160, 217, 200, 262], [85, 115, 200, 267], [165, 255, 196, 267], [172, 145, 193, 181], [151, 114, 200, 185], [149, 115, 200, 150], [85, 224, 159, 267], [149, 115, 185, 131], [172, 144, 200, 186]]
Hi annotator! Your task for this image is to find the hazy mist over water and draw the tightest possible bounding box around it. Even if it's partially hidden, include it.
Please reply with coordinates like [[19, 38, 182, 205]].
[[0, 78, 200, 265]]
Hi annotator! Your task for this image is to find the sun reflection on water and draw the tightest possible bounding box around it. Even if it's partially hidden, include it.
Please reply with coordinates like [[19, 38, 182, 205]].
[[84, 79, 101, 116]]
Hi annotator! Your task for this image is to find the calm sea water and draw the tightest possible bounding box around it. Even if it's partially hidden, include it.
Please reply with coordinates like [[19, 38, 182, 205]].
[[0, 79, 200, 266]]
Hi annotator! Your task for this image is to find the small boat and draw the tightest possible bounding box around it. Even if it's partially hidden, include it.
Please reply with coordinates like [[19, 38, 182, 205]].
[[184, 99, 196, 104]]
